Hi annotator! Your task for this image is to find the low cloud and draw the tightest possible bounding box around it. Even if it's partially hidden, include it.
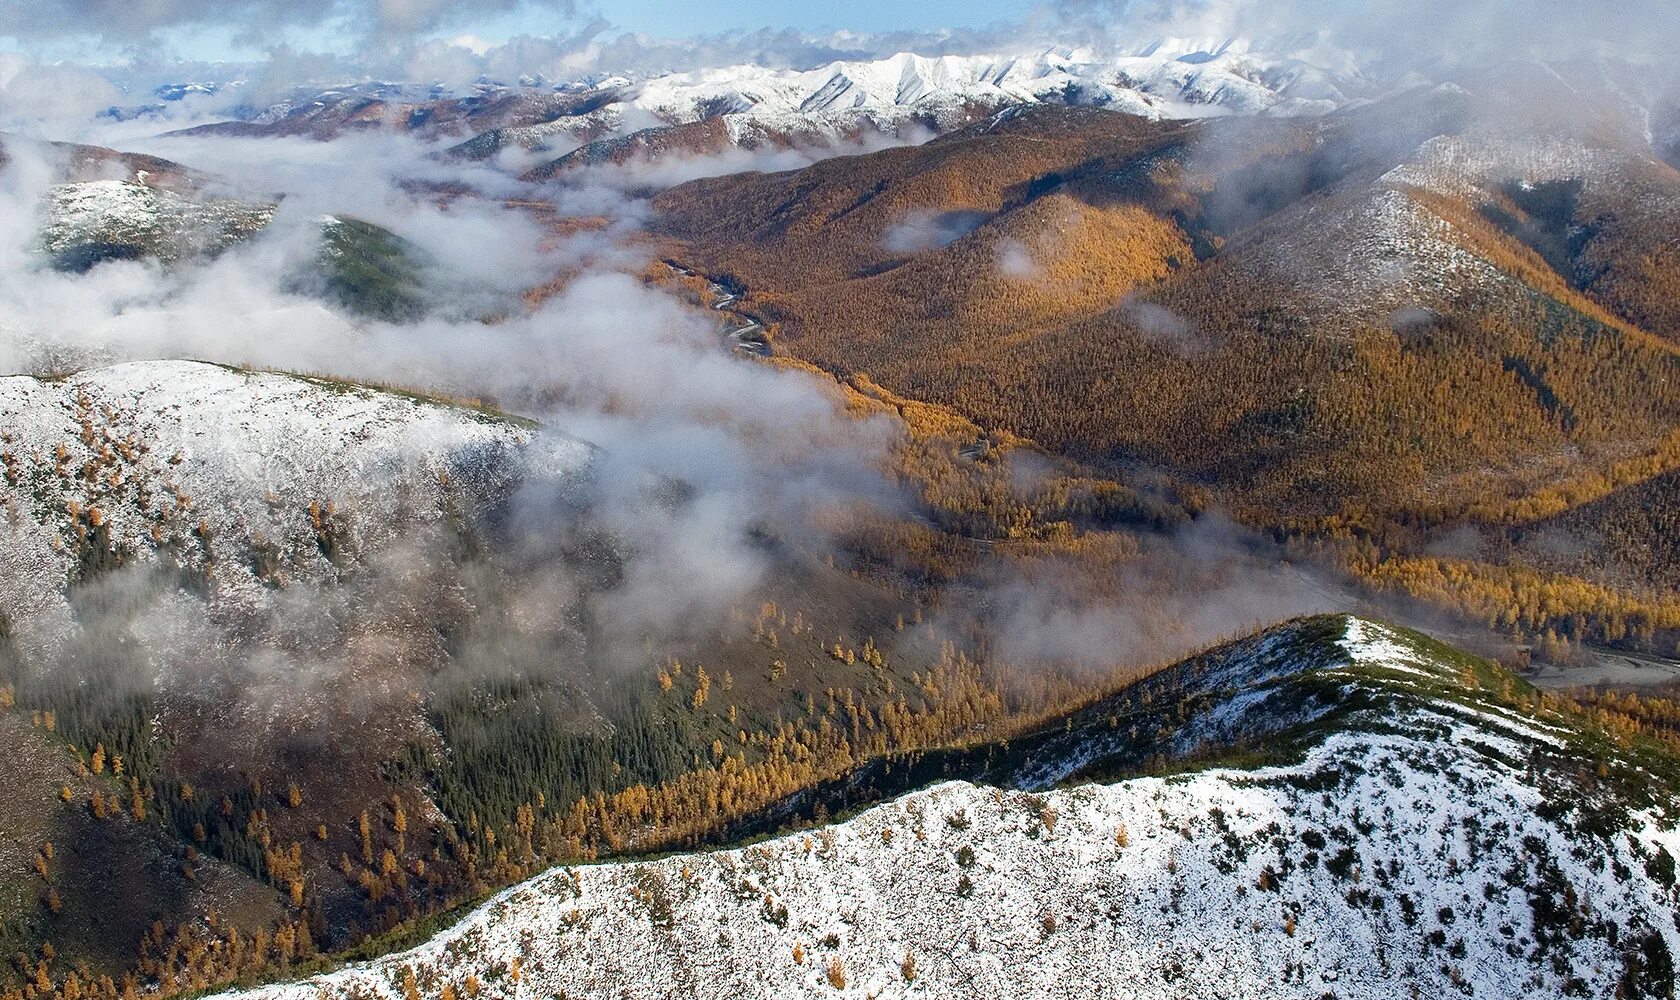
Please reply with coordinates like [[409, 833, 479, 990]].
[[994, 237, 1038, 278], [0, 120, 916, 714], [1052, 0, 1680, 68], [983, 513, 1349, 676], [1120, 298, 1200, 352], [883, 209, 989, 254]]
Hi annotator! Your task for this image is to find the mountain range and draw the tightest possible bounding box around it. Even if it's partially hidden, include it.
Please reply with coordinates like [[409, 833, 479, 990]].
[[1, 29, 1679, 1000], [146, 42, 1363, 174]]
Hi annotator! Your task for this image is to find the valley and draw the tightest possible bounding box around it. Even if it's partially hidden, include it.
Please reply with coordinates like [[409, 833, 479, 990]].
[[0, 10, 1678, 1000]]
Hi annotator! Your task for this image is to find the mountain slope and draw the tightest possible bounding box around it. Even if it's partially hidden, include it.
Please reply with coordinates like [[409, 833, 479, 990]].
[[0, 357, 1083, 988], [0, 133, 219, 194], [0, 134, 277, 269], [0, 360, 567, 639], [0, 705, 287, 983], [39, 179, 275, 270], [650, 89, 1680, 522], [0, 361, 593, 980], [8, 138, 446, 318], [211, 616, 1680, 1000]]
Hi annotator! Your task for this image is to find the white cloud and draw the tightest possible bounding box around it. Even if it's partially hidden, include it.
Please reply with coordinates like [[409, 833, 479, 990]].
[[0, 0, 578, 43], [882, 209, 989, 254], [0, 54, 121, 131], [994, 237, 1038, 279]]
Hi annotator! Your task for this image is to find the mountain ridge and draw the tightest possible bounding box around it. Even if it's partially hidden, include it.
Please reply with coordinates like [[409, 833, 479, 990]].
[[201, 614, 1680, 1000], [146, 41, 1363, 178]]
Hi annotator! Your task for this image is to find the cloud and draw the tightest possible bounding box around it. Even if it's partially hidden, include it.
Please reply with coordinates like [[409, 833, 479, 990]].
[[0, 0, 339, 44], [542, 126, 928, 197], [883, 209, 989, 254], [0, 127, 908, 705], [1052, 0, 1680, 68], [0, 0, 578, 44], [1120, 298, 1201, 353], [983, 512, 1348, 675], [0, 54, 121, 131], [994, 237, 1038, 279]]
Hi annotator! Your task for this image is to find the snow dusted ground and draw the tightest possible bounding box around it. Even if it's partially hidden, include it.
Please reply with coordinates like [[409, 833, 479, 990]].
[[39, 180, 275, 263], [0, 360, 590, 646], [1384, 135, 1632, 201], [216, 616, 1680, 1000], [1222, 182, 1509, 320]]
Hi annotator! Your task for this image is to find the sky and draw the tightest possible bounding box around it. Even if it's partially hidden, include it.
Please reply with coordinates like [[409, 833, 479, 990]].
[[491, 0, 1029, 43], [0, 0, 1035, 66], [1, 0, 1678, 109]]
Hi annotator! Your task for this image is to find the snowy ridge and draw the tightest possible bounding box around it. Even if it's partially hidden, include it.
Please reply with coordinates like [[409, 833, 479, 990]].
[[0, 361, 590, 645], [1381, 134, 1629, 200], [212, 615, 1680, 1000], [625, 46, 1347, 128], [1011, 616, 1458, 789], [516, 45, 1307, 179], [443, 108, 624, 161]]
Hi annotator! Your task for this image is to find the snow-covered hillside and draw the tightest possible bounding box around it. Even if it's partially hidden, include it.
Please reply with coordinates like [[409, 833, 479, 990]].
[[1206, 120, 1680, 324], [0, 360, 590, 644], [38, 179, 275, 266], [213, 615, 1680, 1000]]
